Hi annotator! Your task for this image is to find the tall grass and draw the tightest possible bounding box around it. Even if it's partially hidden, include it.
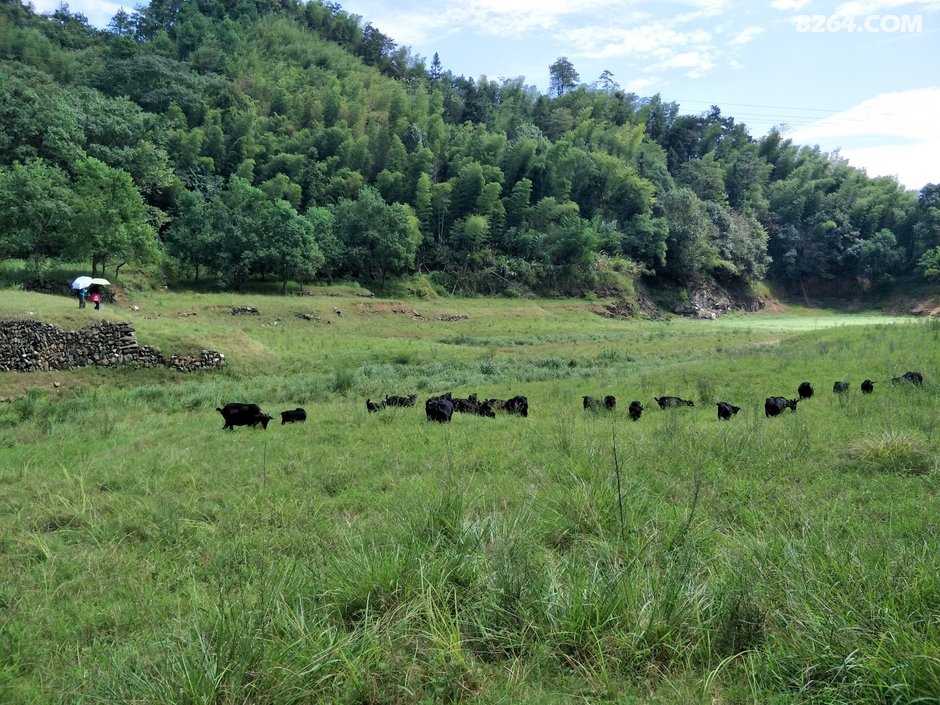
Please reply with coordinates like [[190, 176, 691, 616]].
[[0, 291, 937, 703]]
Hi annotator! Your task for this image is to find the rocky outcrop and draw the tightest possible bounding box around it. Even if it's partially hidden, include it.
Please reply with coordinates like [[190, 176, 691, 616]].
[[911, 302, 940, 317], [0, 319, 224, 373], [597, 291, 662, 320], [671, 283, 765, 319]]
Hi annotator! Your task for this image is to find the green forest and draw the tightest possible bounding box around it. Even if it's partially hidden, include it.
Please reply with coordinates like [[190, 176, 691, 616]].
[[1, 0, 938, 295]]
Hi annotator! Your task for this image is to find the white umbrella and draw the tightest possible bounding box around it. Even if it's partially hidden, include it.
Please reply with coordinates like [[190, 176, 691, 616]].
[[89, 278, 111, 286], [71, 276, 93, 290]]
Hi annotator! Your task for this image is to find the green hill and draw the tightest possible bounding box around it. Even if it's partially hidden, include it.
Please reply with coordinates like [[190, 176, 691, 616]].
[[0, 0, 938, 299]]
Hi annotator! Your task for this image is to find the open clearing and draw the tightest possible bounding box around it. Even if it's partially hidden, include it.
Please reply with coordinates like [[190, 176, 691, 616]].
[[0, 289, 937, 704]]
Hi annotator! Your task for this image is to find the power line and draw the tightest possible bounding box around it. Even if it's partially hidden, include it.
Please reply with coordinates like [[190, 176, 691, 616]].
[[657, 99, 925, 132], [717, 112, 902, 123], [672, 98, 899, 118], [719, 113, 927, 127]]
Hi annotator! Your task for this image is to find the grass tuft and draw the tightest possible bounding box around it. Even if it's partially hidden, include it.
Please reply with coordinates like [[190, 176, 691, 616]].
[[845, 432, 936, 475], [330, 367, 357, 396]]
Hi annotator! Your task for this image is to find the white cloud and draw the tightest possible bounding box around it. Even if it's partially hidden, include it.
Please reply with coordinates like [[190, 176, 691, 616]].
[[787, 87, 937, 141], [30, 0, 128, 26], [833, 0, 940, 16], [729, 25, 765, 44], [344, 0, 728, 72], [658, 50, 709, 69], [293, 0, 737, 84], [671, 0, 733, 21], [353, 11, 457, 47], [677, 0, 731, 10], [770, 0, 812, 10], [350, 0, 645, 45], [465, 0, 621, 10], [647, 49, 718, 78], [625, 77, 660, 92], [786, 87, 940, 190], [561, 24, 712, 60], [840, 142, 939, 190]]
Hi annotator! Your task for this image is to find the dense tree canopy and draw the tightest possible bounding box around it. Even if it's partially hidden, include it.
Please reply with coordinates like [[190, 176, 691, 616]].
[[0, 0, 934, 296]]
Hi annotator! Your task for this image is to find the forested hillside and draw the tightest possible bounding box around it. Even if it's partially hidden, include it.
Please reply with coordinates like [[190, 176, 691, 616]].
[[1, 0, 938, 296]]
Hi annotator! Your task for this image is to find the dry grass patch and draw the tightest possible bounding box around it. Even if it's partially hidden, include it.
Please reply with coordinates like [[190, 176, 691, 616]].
[[845, 432, 937, 476]]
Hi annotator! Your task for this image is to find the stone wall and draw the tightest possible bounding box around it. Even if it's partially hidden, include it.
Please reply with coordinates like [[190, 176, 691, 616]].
[[0, 319, 224, 373]]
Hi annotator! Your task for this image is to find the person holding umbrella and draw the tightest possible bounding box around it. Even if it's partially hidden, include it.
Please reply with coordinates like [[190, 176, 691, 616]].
[[87, 278, 111, 310], [71, 276, 93, 309]]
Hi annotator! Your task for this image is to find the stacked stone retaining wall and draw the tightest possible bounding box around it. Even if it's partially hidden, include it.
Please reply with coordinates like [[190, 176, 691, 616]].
[[0, 319, 224, 372]]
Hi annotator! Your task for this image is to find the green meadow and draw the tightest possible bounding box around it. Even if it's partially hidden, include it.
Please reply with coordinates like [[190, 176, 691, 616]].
[[0, 289, 937, 704]]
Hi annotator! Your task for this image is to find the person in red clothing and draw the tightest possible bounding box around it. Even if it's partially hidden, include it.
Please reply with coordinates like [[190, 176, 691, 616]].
[[91, 290, 101, 310]]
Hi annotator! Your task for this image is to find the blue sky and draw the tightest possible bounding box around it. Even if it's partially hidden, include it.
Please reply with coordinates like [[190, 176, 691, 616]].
[[30, 0, 940, 190]]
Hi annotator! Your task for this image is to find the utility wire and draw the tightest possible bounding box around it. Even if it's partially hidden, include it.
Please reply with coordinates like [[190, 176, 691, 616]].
[[671, 98, 898, 118]]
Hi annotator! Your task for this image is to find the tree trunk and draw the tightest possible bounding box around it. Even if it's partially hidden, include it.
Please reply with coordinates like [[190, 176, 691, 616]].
[[115, 261, 126, 278], [93, 255, 107, 277]]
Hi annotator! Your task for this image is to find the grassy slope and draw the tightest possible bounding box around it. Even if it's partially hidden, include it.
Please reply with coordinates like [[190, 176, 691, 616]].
[[0, 289, 937, 704]]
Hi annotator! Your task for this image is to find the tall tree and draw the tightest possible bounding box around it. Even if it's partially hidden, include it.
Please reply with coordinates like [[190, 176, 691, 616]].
[[0, 159, 73, 278], [207, 176, 323, 290], [414, 172, 432, 235], [912, 183, 940, 262], [548, 57, 579, 98], [541, 220, 597, 291], [332, 186, 421, 284], [661, 187, 718, 279], [164, 188, 216, 282], [429, 52, 443, 81], [68, 157, 159, 276], [449, 161, 486, 223], [107, 8, 134, 36], [596, 70, 619, 94], [504, 178, 533, 229], [856, 228, 903, 283], [918, 246, 940, 279], [255, 199, 325, 293]]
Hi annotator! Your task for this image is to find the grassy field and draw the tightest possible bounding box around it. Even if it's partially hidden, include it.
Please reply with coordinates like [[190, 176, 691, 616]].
[[0, 288, 937, 704]]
